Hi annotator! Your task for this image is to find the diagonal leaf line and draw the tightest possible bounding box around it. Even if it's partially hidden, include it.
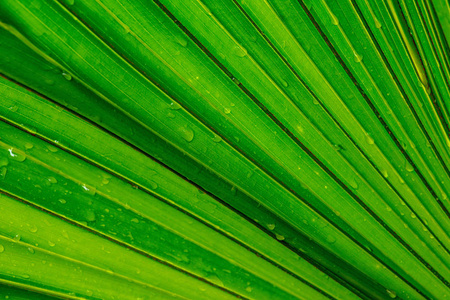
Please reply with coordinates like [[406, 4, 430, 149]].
[[0, 279, 80, 300], [415, 0, 450, 134], [396, 0, 450, 162], [169, 0, 450, 289], [49, 4, 378, 295], [233, 0, 450, 253], [0, 74, 340, 300], [297, 0, 450, 219], [0, 126, 295, 299], [0, 189, 245, 300], [232, 0, 450, 258], [229, 0, 450, 289], [352, 0, 450, 217], [426, 0, 450, 74], [151, 0, 444, 297], [349, 0, 450, 248], [0, 234, 189, 300], [54, 0, 417, 297]]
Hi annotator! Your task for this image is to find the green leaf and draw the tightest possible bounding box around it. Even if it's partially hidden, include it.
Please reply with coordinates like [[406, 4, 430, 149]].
[[0, 0, 450, 299]]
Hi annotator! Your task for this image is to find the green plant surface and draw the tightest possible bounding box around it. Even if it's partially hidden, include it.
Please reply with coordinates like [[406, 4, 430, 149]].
[[0, 25, 382, 299], [0, 0, 449, 299]]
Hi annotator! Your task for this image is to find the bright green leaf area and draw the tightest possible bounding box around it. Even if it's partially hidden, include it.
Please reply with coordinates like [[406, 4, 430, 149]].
[[0, 0, 449, 299]]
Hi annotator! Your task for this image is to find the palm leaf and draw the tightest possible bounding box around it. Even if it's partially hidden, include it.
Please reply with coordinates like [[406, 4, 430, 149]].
[[0, 0, 449, 299]]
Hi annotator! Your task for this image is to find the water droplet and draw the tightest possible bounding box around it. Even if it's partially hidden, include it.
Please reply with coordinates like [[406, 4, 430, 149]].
[[47, 177, 57, 184], [8, 148, 26, 162], [20, 274, 30, 279], [65, 0, 75, 5], [374, 18, 382, 28], [131, 218, 139, 223], [405, 162, 414, 172], [333, 144, 343, 151], [223, 107, 231, 114], [212, 135, 222, 143], [313, 99, 320, 105], [353, 52, 363, 63], [280, 79, 289, 88], [27, 247, 35, 254], [81, 184, 96, 196], [381, 169, 388, 178], [267, 224, 275, 230], [386, 289, 397, 298], [48, 240, 56, 247], [167, 112, 175, 119], [326, 235, 336, 244], [62, 72, 72, 81], [149, 181, 158, 190], [180, 126, 194, 142], [85, 210, 96, 222], [62, 230, 69, 239], [46, 145, 58, 153], [410, 213, 416, 218], [8, 105, 18, 112], [29, 224, 38, 233], [175, 37, 188, 47], [170, 102, 181, 110], [58, 199, 66, 204], [349, 179, 358, 189], [0, 245, 4, 253], [232, 77, 240, 85], [275, 234, 285, 241], [245, 286, 253, 292], [24, 143, 34, 150], [233, 46, 248, 57], [330, 13, 339, 25], [102, 178, 109, 185], [365, 134, 374, 145], [13, 234, 21, 242]]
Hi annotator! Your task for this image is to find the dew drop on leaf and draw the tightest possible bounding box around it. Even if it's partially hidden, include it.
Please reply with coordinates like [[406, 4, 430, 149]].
[[233, 46, 247, 57], [386, 289, 397, 298], [212, 135, 222, 143], [29, 224, 38, 233], [405, 161, 414, 172], [180, 126, 194, 142], [47, 177, 58, 184], [326, 235, 336, 244], [374, 18, 382, 28], [169, 101, 181, 110], [8, 148, 26, 162], [354, 52, 363, 63], [62, 72, 72, 81], [365, 134, 374, 145], [275, 234, 285, 241]]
